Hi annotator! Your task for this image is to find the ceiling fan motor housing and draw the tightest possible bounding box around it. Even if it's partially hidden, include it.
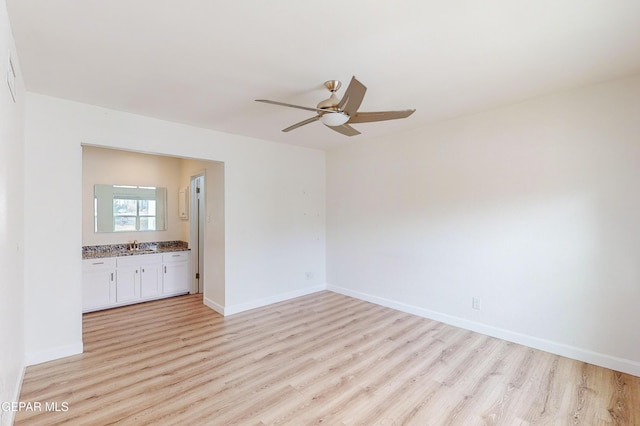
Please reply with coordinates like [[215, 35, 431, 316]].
[[317, 93, 339, 110]]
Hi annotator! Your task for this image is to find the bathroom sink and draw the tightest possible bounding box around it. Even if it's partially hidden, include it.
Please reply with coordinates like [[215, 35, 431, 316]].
[[127, 248, 158, 254]]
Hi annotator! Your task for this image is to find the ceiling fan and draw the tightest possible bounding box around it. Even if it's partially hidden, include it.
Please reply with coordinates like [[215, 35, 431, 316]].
[[256, 76, 416, 136]]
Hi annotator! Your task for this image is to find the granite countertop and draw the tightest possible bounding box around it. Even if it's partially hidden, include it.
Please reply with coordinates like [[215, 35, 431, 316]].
[[82, 241, 190, 260]]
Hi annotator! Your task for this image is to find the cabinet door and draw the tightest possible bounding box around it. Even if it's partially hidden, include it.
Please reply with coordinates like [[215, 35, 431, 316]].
[[163, 261, 190, 295], [140, 262, 162, 298], [83, 267, 116, 312], [116, 265, 140, 302]]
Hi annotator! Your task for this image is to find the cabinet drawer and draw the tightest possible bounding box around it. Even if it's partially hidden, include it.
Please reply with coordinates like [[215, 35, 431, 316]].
[[163, 251, 189, 262], [83, 257, 116, 270]]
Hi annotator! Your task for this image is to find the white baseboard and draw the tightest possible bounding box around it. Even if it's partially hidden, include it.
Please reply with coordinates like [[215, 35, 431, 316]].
[[24, 342, 83, 367], [328, 284, 640, 377], [203, 296, 224, 315], [221, 285, 326, 316]]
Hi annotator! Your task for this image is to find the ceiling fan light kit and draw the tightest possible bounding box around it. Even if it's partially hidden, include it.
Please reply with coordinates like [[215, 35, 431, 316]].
[[256, 76, 415, 137], [320, 112, 349, 127]]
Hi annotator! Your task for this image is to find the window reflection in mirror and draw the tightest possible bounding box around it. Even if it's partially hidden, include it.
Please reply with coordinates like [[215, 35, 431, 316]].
[[94, 184, 167, 233]]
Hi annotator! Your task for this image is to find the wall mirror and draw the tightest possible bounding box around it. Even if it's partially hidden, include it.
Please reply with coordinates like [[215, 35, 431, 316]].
[[94, 184, 167, 233]]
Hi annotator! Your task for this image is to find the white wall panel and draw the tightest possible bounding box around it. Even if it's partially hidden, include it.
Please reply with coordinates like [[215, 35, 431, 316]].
[[0, 1, 25, 424], [327, 74, 640, 376]]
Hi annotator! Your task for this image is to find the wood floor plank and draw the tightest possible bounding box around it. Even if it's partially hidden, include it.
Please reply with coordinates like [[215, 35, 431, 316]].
[[15, 291, 640, 425]]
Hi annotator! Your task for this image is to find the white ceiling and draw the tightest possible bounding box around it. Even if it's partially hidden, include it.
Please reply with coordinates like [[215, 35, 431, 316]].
[[7, 1, 640, 150]]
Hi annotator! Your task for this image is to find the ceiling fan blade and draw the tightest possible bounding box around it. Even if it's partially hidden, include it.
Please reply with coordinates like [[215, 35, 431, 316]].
[[348, 109, 416, 124], [337, 76, 367, 117], [282, 115, 320, 132], [256, 99, 327, 114], [327, 123, 361, 137]]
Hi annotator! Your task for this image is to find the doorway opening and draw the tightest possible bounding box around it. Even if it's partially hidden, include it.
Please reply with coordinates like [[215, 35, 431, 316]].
[[81, 145, 225, 312]]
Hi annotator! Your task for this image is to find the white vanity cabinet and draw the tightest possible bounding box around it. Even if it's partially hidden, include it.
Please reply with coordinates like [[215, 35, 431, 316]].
[[162, 251, 190, 295], [82, 258, 117, 312], [82, 250, 190, 312], [140, 256, 164, 298], [116, 254, 163, 303]]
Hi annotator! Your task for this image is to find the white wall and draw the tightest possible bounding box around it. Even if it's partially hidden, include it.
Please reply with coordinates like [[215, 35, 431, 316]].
[[23, 93, 326, 364], [0, 1, 25, 424], [327, 74, 640, 376]]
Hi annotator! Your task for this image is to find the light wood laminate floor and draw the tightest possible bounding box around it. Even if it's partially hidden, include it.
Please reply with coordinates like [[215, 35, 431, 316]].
[[16, 291, 640, 425]]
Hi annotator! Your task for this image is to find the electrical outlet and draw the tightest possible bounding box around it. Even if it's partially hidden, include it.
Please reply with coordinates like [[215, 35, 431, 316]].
[[305, 272, 314, 280], [472, 297, 482, 310]]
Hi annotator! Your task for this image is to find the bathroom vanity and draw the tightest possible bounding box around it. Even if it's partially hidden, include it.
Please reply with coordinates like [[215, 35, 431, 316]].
[[82, 241, 190, 312]]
